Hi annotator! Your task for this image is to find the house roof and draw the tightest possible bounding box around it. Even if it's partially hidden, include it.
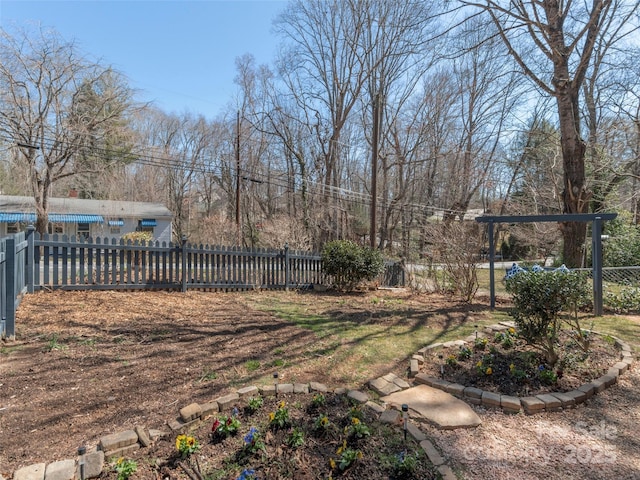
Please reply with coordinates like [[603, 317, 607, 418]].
[[0, 195, 172, 218]]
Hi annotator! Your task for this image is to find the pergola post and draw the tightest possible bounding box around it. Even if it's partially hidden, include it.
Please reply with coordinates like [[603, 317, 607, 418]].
[[487, 220, 495, 310], [592, 217, 603, 316]]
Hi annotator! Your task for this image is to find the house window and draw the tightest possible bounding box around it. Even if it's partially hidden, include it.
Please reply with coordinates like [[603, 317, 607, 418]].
[[77, 222, 90, 239], [48, 222, 64, 235], [108, 219, 124, 235], [137, 218, 156, 234], [6, 222, 19, 234]]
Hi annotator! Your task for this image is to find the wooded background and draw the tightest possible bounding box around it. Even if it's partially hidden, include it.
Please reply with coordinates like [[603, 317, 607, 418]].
[[2, 0, 639, 266]]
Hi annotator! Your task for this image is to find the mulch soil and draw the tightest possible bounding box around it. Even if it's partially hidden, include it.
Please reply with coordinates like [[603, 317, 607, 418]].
[[1, 289, 463, 478], [0, 289, 632, 480], [420, 329, 621, 397]]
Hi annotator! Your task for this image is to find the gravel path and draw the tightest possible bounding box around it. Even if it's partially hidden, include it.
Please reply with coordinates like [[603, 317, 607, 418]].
[[421, 365, 640, 479]]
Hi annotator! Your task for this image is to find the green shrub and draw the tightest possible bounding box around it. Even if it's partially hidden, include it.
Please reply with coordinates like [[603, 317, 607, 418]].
[[605, 286, 640, 313], [585, 211, 640, 267], [321, 240, 384, 291], [505, 269, 590, 367]]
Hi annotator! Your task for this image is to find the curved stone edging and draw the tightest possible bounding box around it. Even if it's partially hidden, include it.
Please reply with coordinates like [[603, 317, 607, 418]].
[[9, 381, 457, 480], [408, 323, 635, 415]]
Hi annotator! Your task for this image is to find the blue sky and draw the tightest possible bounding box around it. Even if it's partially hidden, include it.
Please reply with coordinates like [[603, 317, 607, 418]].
[[0, 0, 288, 119]]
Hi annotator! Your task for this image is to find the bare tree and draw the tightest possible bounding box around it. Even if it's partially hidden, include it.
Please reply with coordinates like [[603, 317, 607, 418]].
[[581, 12, 640, 213], [462, 0, 640, 266], [0, 26, 134, 233], [360, 0, 441, 250], [441, 17, 522, 225], [275, 0, 372, 243], [132, 109, 212, 240]]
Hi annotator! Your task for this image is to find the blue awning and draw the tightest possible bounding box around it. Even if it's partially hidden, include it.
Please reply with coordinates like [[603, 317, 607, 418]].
[[0, 213, 36, 223], [0, 212, 104, 223], [140, 219, 157, 227], [49, 214, 104, 224], [108, 219, 125, 226]]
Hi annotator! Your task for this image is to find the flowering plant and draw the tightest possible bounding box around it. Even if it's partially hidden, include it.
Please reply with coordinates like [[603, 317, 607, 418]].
[[331, 439, 363, 471], [247, 396, 263, 413], [457, 346, 472, 361], [286, 426, 305, 448], [314, 414, 331, 431], [537, 365, 558, 384], [311, 393, 326, 408], [474, 337, 488, 350], [268, 400, 290, 429], [347, 405, 364, 421], [384, 450, 419, 476], [509, 362, 527, 380], [344, 416, 371, 439], [243, 427, 266, 454], [237, 468, 258, 480], [212, 414, 241, 437], [475, 354, 494, 376], [114, 458, 137, 480], [445, 354, 458, 366], [176, 434, 200, 458]]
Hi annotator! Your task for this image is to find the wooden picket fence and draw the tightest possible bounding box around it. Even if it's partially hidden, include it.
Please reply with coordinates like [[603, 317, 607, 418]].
[[0, 227, 404, 338]]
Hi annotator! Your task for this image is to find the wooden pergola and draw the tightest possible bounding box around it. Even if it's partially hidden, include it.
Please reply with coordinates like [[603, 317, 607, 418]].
[[475, 213, 617, 316]]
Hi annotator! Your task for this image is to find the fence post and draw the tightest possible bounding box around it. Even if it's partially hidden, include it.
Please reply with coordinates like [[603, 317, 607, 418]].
[[5, 236, 16, 339], [284, 243, 290, 291], [26, 225, 35, 293], [181, 235, 188, 293]]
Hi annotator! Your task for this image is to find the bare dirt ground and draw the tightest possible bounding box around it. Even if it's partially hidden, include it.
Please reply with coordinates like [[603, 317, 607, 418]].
[[1, 289, 639, 479]]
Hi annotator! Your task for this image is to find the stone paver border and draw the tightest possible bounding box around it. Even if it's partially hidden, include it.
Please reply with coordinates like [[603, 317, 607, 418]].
[[8, 380, 456, 480], [405, 323, 634, 415]]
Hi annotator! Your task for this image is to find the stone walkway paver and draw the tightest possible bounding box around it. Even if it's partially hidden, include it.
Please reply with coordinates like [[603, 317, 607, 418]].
[[381, 385, 482, 430]]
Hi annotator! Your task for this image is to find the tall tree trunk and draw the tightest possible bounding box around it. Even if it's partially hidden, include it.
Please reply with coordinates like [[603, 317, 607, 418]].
[[555, 76, 589, 267]]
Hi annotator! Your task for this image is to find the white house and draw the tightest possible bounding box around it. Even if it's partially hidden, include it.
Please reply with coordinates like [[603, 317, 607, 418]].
[[0, 195, 173, 243]]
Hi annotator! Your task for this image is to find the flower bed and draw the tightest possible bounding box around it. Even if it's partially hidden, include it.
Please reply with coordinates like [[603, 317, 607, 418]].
[[421, 327, 621, 397], [103, 392, 440, 479]]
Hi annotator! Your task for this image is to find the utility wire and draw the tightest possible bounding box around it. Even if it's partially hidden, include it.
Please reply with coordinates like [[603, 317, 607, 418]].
[[1, 132, 476, 218]]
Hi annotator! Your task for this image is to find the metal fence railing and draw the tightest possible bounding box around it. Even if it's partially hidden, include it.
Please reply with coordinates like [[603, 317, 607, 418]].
[[581, 266, 640, 286]]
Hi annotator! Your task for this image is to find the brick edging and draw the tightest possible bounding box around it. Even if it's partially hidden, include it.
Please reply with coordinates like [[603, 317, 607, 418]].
[[408, 324, 634, 415], [9, 382, 456, 480]]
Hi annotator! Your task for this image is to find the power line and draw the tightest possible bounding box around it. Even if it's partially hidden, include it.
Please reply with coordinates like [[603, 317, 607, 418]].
[[0, 132, 474, 218]]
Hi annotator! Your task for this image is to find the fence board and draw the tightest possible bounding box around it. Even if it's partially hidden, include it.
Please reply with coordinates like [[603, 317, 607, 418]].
[[2, 232, 403, 329]]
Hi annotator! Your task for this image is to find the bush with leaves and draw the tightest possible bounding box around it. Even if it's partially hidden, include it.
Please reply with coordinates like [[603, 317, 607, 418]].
[[505, 269, 590, 367], [321, 240, 384, 291], [605, 286, 640, 314]]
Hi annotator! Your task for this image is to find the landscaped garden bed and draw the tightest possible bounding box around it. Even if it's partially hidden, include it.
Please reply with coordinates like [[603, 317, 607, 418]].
[[100, 392, 438, 479], [3, 289, 639, 480], [420, 327, 621, 397]]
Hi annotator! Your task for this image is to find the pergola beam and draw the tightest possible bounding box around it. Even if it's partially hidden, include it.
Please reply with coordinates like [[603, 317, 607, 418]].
[[475, 213, 617, 316]]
